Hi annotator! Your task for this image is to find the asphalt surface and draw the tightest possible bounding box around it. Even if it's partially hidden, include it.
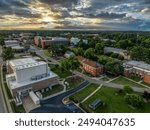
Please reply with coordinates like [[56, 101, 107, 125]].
[[30, 80, 89, 113], [0, 46, 5, 113]]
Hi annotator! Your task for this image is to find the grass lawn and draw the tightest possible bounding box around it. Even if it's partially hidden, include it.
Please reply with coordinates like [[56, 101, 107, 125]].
[[51, 66, 72, 79], [141, 82, 150, 87], [42, 85, 64, 98], [112, 76, 144, 88], [81, 86, 150, 113], [69, 83, 99, 103], [10, 101, 25, 113], [129, 74, 141, 82], [44, 50, 52, 57], [66, 76, 84, 90]]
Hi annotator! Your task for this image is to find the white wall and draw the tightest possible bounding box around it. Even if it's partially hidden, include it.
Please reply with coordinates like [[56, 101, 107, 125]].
[[15, 64, 48, 83]]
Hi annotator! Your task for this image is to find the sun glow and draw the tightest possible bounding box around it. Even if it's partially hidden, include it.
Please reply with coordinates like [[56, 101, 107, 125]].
[[42, 17, 55, 22]]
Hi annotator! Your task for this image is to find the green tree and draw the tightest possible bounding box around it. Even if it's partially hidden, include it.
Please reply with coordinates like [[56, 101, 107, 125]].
[[105, 60, 123, 75], [2, 47, 14, 61], [61, 56, 79, 71], [95, 42, 104, 54], [124, 85, 133, 93], [0, 36, 4, 46], [84, 48, 96, 60], [73, 47, 84, 56], [125, 94, 144, 108]]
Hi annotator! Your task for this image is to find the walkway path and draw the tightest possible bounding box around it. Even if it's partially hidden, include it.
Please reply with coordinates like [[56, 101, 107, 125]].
[[73, 70, 146, 93], [81, 84, 102, 103]]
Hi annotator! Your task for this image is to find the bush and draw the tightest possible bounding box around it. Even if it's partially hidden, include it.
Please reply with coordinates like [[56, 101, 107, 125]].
[[118, 55, 124, 60], [10, 101, 25, 113], [124, 85, 133, 93], [125, 94, 144, 108], [4, 83, 13, 99], [111, 53, 119, 58], [105, 52, 113, 56], [143, 91, 150, 100]]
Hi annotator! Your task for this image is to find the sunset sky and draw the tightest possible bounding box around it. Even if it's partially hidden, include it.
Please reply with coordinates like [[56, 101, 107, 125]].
[[0, 0, 150, 30]]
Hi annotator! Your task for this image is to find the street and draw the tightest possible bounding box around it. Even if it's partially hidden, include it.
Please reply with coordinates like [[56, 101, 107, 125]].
[[0, 46, 5, 113]]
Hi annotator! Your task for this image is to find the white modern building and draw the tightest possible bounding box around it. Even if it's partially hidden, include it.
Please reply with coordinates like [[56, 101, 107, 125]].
[[70, 37, 80, 45], [6, 57, 59, 104]]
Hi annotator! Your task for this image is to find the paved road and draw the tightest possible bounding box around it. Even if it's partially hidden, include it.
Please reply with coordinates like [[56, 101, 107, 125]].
[[30, 80, 89, 113], [73, 71, 146, 93], [30, 45, 60, 65], [0, 46, 5, 113]]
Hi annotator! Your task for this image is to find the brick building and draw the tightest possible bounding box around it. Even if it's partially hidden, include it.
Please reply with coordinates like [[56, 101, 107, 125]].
[[77, 56, 104, 77], [124, 61, 150, 84], [34, 36, 70, 49]]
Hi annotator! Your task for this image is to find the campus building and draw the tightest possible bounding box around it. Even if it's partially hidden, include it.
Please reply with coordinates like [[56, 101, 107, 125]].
[[4, 40, 25, 52], [124, 61, 150, 84], [34, 36, 70, 49], [77, 56, 104, 77], [104, 47, 130, 60], [6, 57, 59, 104]]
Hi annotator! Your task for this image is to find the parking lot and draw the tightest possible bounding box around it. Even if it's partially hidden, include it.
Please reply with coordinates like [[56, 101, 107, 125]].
[[30, 81, 89, 113]]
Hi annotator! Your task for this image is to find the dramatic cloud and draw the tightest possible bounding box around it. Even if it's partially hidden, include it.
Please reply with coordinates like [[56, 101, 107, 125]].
[[0, 0, 149, 30]]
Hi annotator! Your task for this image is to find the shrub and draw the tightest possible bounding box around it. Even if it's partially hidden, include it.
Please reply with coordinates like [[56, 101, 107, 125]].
[[125, 94, 144, 108], [124, 85, 133, 93]]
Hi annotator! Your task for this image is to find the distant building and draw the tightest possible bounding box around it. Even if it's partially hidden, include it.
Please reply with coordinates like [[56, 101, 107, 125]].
[[4, 40, 19, 46], [20, 33, 34, 40], [77, 56, 104, 77], [101, 39, 116, 42], [34, 36, 70, 49], [70, 37, 80, 45], [123, 60, 150, 84], [4, 40, 25, 52], [6, 57, 59, 104], [104, 47, 130, 60], [64, 51, 75, 58]]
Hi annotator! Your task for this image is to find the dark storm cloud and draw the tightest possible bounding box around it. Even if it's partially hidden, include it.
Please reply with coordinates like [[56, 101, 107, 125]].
[[39, 0, 78, 7], [0, 0, 40, 18], [85, 12, 126, 19]]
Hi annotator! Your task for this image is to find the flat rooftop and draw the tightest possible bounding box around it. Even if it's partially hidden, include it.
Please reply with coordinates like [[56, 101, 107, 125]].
[[104, 47, 126, 53], [126, 61, 150, 71], [9, 57, 46, 70]]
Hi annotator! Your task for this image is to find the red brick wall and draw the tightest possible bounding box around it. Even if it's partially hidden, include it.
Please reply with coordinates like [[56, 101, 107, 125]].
[[144, 75, 150, 84], [83, 64, 103, 77]]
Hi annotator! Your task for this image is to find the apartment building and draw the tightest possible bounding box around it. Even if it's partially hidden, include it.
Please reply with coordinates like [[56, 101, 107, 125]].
[[77, 56, 104, 77], [6, 57, 59, 104], [124, 61, 150, 84]]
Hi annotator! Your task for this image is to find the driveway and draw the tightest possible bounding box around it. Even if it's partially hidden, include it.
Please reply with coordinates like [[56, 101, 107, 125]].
[[30, 80, 89, 113]]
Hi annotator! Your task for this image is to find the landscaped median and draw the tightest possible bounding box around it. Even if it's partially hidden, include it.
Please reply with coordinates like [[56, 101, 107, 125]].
[[69, 83, 99, 103]]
